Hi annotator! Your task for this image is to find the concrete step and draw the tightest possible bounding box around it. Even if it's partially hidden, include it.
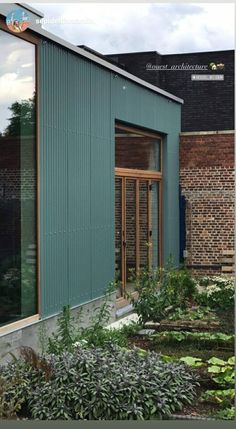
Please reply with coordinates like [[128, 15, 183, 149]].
[[116, 304, 134, 319], [106, 312, 139, 330]]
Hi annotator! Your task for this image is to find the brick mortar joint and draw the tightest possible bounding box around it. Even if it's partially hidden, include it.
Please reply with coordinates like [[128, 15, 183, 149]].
[[180, 130, 235, 136], [180, 190, 234, 196]]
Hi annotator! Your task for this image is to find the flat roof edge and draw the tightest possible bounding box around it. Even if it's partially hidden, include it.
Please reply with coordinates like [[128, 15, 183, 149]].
[[108, 49, 234, 57], [39, 29, 184, 104], [0, 4, 183, 104], [17, 3, 44, 18]]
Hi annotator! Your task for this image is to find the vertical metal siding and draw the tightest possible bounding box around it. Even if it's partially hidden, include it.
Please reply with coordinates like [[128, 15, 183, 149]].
[[67, 55, 92, 305], [90, 65, 114, 299], [40, 42, 69, 316], [40, 40, 181, 317]]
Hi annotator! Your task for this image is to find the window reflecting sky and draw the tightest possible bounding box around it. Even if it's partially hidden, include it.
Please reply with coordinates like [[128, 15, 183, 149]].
[[0, 30, 35, 134]]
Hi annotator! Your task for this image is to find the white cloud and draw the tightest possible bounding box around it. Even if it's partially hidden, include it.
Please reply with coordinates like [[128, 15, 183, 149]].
[[0, 72, 34, 104], [32, 2, 234, 54], [0, 31, 35, 132], [21, 63, 33, 68]]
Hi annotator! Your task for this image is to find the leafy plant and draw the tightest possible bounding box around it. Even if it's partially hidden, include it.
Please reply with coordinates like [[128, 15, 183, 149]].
[[76, 326, 128, 349], [201, 387, 235, 421], [47, 305, 79, 354], [45, 282, 119, 354], [201, 389, 235, 407], [195, 276, 234, 311], [168, 306, 218, 322], [131, 260, 198, 323], [215, 407, 235, 420], [152, 330, 234, 350], [0, 376, 24, 419], [0, 346, 199, 420], [207, 356, 235, 386], [179, 356, 204, 368], [129, 267, 163, 323], [0, 353, 38, 419]]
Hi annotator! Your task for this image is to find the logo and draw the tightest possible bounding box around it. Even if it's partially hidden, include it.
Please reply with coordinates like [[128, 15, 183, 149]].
[[208, 62, 225, 71], [6, 9, 30, 33]]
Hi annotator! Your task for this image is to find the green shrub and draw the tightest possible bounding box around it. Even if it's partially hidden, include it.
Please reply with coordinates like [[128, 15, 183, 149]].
[[215, 407, 235, 420], [44, 306, 140, 354], [1, 346, 199, 420], [131, 262, 198, 323], [47, 305, 79, 354], [76, 326, 127, 349], [46, 282, 120, 354], [196, 276, 234, 311], [0, 375, 24, 419]]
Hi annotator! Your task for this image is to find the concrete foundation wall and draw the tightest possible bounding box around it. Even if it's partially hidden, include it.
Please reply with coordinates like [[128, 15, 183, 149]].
[[0, 292, 116, 364]]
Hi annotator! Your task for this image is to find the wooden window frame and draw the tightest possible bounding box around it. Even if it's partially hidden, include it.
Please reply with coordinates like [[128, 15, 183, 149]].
[[115, 122, 163, 174], [0, 18, 41, 333], [115, 167, 162, 180]]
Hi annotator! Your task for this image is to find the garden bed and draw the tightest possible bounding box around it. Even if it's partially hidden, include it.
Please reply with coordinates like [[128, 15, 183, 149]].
[[0, 268, 234, 421], [127, 266, 235, 420], [128, 335, 233, 361], [127, 332, 234, 420]]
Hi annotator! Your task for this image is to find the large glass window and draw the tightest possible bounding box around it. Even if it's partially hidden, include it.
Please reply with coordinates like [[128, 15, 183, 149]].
[[0, 29, 37, 326], [115, 125, 161, 171]]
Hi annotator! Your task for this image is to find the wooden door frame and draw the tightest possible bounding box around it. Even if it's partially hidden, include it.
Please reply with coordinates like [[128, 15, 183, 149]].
[[115, 168, 163, 295]]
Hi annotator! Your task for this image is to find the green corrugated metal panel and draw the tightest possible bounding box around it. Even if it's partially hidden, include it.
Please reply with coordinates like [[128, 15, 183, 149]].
[[40, 43, 69, 316], [111, 75, 180, 134], [39, 39, 181, 318], [67, 54, 92, 305]]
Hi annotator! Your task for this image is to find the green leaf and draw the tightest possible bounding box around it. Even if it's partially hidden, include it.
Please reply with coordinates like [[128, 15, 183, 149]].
[[208, 365, 221, 373], [161, 355, 174, 362], [207, 357, 226, 366], [179, 356, 203, 367], [224, 374, 235, 383], [227, 357, 235, 365], [137, 348, 147, 356]]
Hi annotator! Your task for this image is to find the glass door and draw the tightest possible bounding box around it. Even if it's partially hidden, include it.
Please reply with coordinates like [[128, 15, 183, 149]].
[[115, 175, 161, 297]]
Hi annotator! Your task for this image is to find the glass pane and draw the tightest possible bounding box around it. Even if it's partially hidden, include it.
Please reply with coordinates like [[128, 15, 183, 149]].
[[125, 179, 136, 283], [115, 126, 161, 171], [0, 30, 36, 326], [151, 181, 159, 268], [139, 181, 149, 270], [115, 177, 122, 297]]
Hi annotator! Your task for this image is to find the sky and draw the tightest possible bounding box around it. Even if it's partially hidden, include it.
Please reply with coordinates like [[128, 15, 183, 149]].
[[32, 2, 235, 54], [0, 2, 234, 133], [0, 29, 35, 133]]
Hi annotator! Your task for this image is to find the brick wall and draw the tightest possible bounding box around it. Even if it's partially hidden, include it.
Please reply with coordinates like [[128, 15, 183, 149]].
[[0, 136, 36, 263], [107, 50, 234, 132], [180, 132, 234, 274]]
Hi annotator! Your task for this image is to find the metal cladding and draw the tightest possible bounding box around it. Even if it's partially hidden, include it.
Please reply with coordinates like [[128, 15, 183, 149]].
[[39, 39, 181, 317]]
